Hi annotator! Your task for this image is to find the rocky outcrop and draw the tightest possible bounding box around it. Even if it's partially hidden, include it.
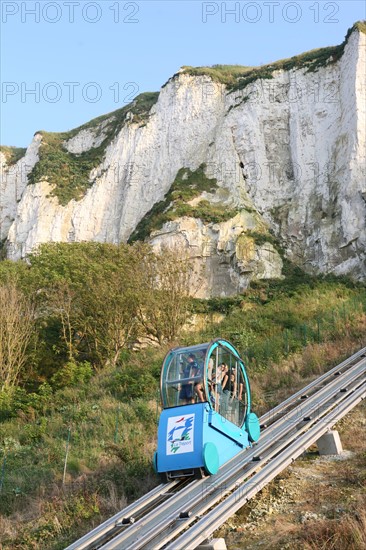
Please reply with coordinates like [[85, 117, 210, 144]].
[[0, 24, 365, 296], [149, 213, 283, 298]]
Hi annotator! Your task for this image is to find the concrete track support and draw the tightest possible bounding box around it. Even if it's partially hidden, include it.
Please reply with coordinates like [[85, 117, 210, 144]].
[[316, 430, 343, 455], [196, 538, 227, 549]]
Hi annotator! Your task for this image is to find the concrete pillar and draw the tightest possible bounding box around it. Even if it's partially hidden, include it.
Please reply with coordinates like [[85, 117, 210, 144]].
[[196, 538, 227, 550], [316, 430, 343, 455]]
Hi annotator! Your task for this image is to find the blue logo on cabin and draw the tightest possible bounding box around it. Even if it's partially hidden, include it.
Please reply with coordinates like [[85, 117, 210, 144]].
[[167, 416, 194, 453]]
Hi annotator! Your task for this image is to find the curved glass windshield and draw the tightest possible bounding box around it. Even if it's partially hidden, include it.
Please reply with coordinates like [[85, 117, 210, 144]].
[[160, 339, 250, 428], [161, 344, 208, 408]]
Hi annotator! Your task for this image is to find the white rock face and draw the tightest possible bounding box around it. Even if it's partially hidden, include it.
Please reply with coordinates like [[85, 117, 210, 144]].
[[63, 125, 109, 154], [5, 75, 228, 257], [1, 28, 365, 295], [0, 134, 41, 241]]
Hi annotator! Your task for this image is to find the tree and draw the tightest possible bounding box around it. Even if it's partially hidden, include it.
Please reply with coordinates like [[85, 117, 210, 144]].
[[0, 282, 35, 389], [26, 241, 194, 367], [136, 246, 192, 344], [29, 242, 144, 368], [81, 265, 140, 368], [47, 280, 78, 361]]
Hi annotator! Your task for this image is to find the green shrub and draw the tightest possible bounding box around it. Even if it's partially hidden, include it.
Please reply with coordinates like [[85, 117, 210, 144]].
[[0, 384, 53, 421], [51, 361, 93, 389], [20, 418, 48, 444], [111, 367, 158, 400]]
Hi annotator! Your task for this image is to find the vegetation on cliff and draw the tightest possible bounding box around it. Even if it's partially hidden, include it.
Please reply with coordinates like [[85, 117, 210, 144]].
[[180, 21, 365, 92], [0, 146, 27, 166], [129, 164, 238, 242], [27, 92, 159, 205]]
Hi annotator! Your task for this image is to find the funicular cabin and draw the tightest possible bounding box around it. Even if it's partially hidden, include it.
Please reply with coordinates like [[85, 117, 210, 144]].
[[153, 339, 260, 479]]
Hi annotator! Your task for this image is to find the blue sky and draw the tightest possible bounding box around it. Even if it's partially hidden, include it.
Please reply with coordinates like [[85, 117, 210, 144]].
[[1, 0, 365, 147]]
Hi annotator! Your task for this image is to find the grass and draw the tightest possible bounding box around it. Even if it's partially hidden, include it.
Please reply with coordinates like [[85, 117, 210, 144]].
[[250, 325, 366, 415], [0, 277, 365, 548], [301, 508, 366, 550], [189, 277, 366, 380], [179, 21, 365, 93], [128, 164, 238, 242], [345, 20, 366, 39], [178, 64, 255, 88], [0, 146, 27, 166], [181, 45, 344, 93], [27, 92, 159, 205], [0, 363, 161, 547]]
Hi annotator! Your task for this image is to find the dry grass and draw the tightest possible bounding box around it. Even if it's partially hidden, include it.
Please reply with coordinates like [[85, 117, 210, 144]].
[[0, 490, 103, 549], [301, 505, 366, 550], [250, 321, 366, 416], [218, 402, 366, 550], [98, 481, 127, 515]]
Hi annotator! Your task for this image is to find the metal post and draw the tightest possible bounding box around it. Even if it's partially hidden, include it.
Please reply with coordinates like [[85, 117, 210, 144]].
[[63, 427, 71, 485]]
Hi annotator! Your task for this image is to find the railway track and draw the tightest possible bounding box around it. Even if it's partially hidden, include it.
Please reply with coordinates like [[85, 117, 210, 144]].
[[66, 346, 366, 550]]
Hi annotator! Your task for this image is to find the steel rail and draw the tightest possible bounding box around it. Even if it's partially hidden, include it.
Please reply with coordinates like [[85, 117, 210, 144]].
[[166, 381, 365, 550], [67, 350, 365, 550], [98, 357, 365, 550], [131, 363, 366, 550], [65, 480, 180, 550]]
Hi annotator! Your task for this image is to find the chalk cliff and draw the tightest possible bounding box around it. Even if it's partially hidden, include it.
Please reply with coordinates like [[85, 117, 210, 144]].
[[1, 23, 365, 296]]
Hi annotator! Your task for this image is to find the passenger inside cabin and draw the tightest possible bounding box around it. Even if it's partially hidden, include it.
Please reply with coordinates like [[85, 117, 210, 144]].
[[208, 379, 216, 407], [192, 354, 205, 403], [179, 353, 204, 404], [217, 363, 229, 393], [224, 370, 237, 400]]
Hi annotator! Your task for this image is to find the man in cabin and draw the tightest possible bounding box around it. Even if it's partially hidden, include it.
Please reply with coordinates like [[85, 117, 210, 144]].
[[179, 354, 204, 404]]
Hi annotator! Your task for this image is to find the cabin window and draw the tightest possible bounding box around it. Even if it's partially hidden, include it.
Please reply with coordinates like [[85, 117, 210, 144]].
[[161, 345, 207, 408], [208, 346, 248, 427]]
